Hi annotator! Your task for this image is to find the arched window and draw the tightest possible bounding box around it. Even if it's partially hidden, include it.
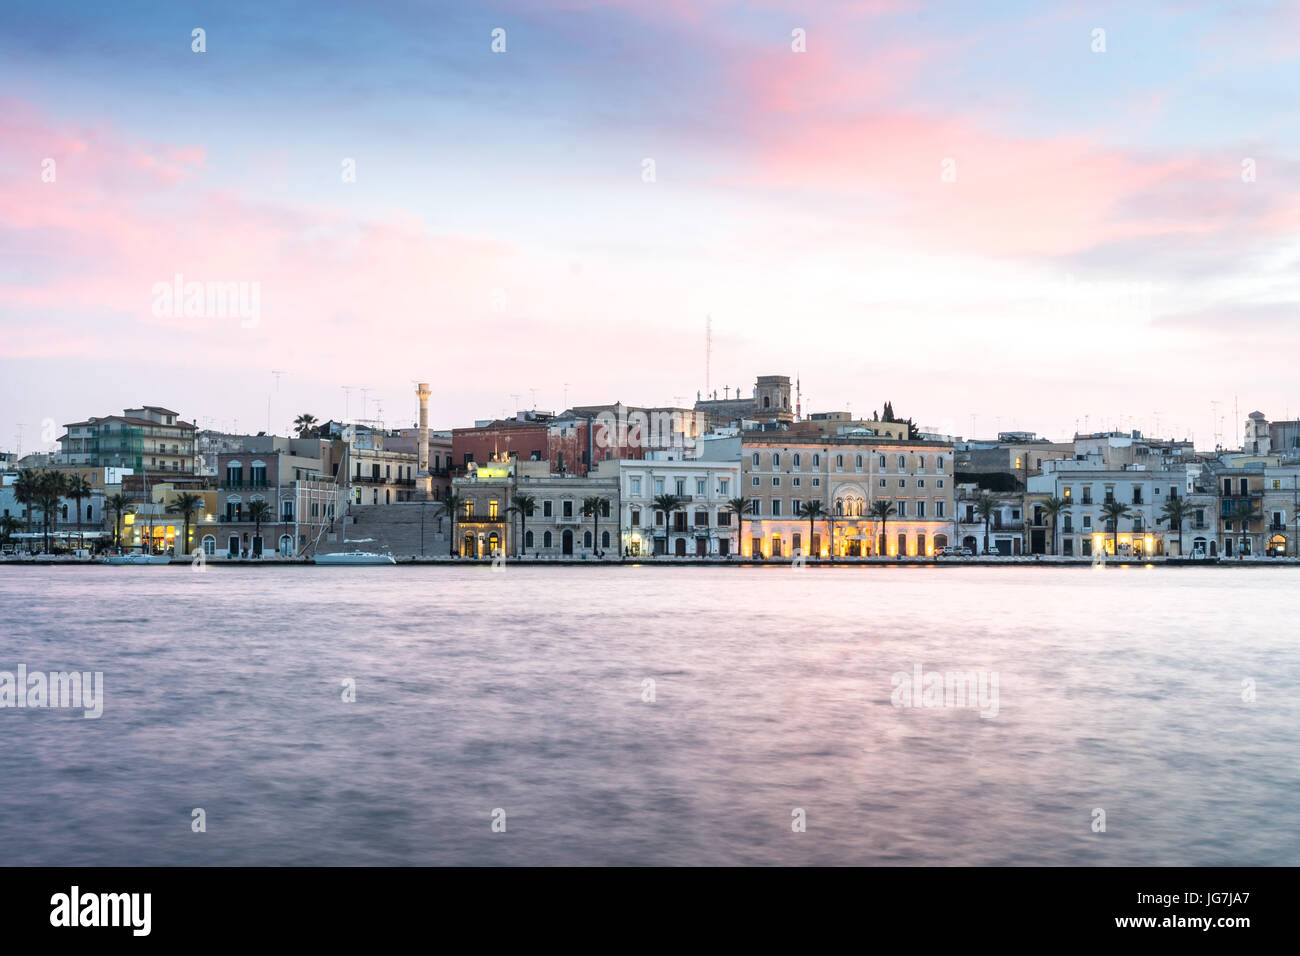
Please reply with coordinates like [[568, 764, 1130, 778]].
[[793, 453, 801, 467], [202, 535, 216, 555], [835, 498, 843, 515], [763, 396, 770, 408], [584, 531, 593, 548], [773, 453, 781, 467], [898, 455, 906, 470], [602, 531, 611, 547], [855, 455, 863, 469], [543, 531, 553, 548], [525, 530, 534, 548]]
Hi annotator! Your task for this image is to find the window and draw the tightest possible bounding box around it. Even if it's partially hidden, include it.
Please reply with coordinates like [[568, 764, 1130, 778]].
[[855, 455, 863, 469], [879, 455, 886, 469], [812, 454, 820, 467], [836, 455, 844, 469], [630, 509, 641, 526], [879, 479, 886, 488], [696, 478, 706, 496], [772, 500, 782, 517], [525, 530, 534, 548], [675, 479, 686, 497], [719, 479, 729, 496], [898, 455, 905, 470], [937, 479, 944, 488], [918, 479, 925, 488], [543, 500, 553, 517], [752, 453, 760, 466], [563, 500, 574, 517], [937, 456, 944, 469], [773, 453, 781, 467], [752, 477, 760, 486], [772, 476, 781, 486], [935, 500, 945, 518], [792, 477, 801, 487], [631, 477, 641, 496], [898, 479, 905, 488], [793, 453, 801, 467], [811, 478, 820, 487], [897, 501, 907, 517], [654, 479, 664, 495]]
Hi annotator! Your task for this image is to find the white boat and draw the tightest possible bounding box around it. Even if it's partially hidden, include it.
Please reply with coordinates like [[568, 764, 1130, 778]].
[[102, 553, 172, 565], [313, 551, 396, 565]]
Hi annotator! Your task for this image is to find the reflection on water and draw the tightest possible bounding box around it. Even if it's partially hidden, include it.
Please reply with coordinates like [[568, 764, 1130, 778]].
[[2, 565, 1297, 865]]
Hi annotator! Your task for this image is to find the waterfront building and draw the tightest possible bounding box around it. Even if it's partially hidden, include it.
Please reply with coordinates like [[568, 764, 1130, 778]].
[[738, 431, 956, 558], [214, 437, 338, 557], [615, 453, 741, 557], [694, 375, 795, 426], [58, 406, 198, 475]]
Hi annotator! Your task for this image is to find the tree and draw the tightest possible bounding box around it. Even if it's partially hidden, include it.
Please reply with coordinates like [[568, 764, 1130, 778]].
[[106, 493, 133, 550], [868, 499, 897, 555], [246, 500, 272, 555], [66, 474, 94, 552], [167, 492, 205, 555], [293, 413, 319, 438], [437, 493, 467, 556], [509, 493, 536, 557], [653, 493, 683, 556], [1100, 500, 1132, 556], [0, 514, 20, 550], [1232, 498, 1261, 554], [583, 495, 611, 557], [799, 500, 826, 559], [974, 492, 999, 554], [1158, 497, 1192, 557], [14, 469, 40, 544], [36, 471, 68, 553], [727, 497, 750, 558], [882, 401, 895, 421], [1041, 496, 1070, 556]]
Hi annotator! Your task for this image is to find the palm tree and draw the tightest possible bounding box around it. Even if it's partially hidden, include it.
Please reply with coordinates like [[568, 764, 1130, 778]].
[[437, 493, 467, 556], [247, 500, 272, 555], [799, 500, 826, 559], [727, 496, 750, 558], [1100, 500, 1132, 556], [868, 499, 897, 555], [167, 492, 205, 555], [509, 493, 536, 557], [106, 493, 133, 550], [14, 469, 40, 545], [1158, 497, 1192, 557], [973, 492, 998, 555], [1232, 498, 1261, 555], [582, 495, 611, 557], [1041, 496, 1069, 556], [66, 474, 94, 552], [653, 493, 682, 557], [36, 471, 68, 553], [0, 514, 20, 550], [293, 413, 319, 438]]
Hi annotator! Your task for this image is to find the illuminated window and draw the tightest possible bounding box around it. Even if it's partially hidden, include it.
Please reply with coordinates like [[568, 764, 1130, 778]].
[[489, 500, 498, 519]]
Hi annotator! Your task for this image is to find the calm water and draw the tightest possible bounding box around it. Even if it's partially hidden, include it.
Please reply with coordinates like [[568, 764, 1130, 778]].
[[2, 564, 1297, 866]]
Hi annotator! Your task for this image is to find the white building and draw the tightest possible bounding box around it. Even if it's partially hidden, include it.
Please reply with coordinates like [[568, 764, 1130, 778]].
[[614, 453, 741, 557]]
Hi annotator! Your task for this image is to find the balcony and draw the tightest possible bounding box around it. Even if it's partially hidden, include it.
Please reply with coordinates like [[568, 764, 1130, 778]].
[[221, 480, 269, 490], [556, 513, 583, 524], [460, 514, 505, 525]]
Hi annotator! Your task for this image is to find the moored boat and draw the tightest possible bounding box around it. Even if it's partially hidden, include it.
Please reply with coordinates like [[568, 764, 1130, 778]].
[[313, 551, 397, 565], [102, 553, 172, 565]]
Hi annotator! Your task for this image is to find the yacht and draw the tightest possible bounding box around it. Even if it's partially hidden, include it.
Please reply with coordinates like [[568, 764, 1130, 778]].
[[313, 551, 397, 565], [102, 552, 172, 565]]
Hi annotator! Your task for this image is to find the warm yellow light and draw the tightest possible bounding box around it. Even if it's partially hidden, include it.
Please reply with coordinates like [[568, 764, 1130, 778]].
[[124, 514, 134, 525]]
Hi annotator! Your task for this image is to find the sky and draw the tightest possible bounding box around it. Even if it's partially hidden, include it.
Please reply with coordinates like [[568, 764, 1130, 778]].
[[2, 0, 1298, 452]]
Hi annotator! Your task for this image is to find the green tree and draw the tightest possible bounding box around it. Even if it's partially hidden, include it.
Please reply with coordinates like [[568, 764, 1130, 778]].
[[509, 493, 536, 557], [1158, 497, 1192, 557], [1232, 498, 1261, 554], [106, 493, 133, 549], [13, 469, 40, 546], [1041, 496, 1070, 556], [868, 499, 897, 556], [167, 492, 205, 555], [247, 500, 272, 555], [0, 514, 20, 549], [974, 492, 999, 555], [798, 499, 826, 559], [1100, 500, 1132, 556], [293, 413, 319, 438], [727, 496, 750, 558], [36, 471, 69, 553], [582, 495, 611, 557], [65, 473, 94, 552], [653, 493, 682, 556], [437, 493, 467, 556]]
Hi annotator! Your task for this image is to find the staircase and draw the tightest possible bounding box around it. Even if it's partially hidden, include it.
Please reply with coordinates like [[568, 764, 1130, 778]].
[[314, 502, 452, 558]]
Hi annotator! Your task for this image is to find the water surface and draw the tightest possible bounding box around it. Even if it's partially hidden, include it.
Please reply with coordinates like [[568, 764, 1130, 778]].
[[2, 565, 1296, 865]]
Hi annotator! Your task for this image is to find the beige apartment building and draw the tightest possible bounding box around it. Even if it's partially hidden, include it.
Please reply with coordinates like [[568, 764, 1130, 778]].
[[738, 433, 956, 557]]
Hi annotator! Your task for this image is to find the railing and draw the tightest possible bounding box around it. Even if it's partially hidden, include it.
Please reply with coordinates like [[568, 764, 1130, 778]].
[[556, 514, 583, 524], [221, 481, 269, 489]]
